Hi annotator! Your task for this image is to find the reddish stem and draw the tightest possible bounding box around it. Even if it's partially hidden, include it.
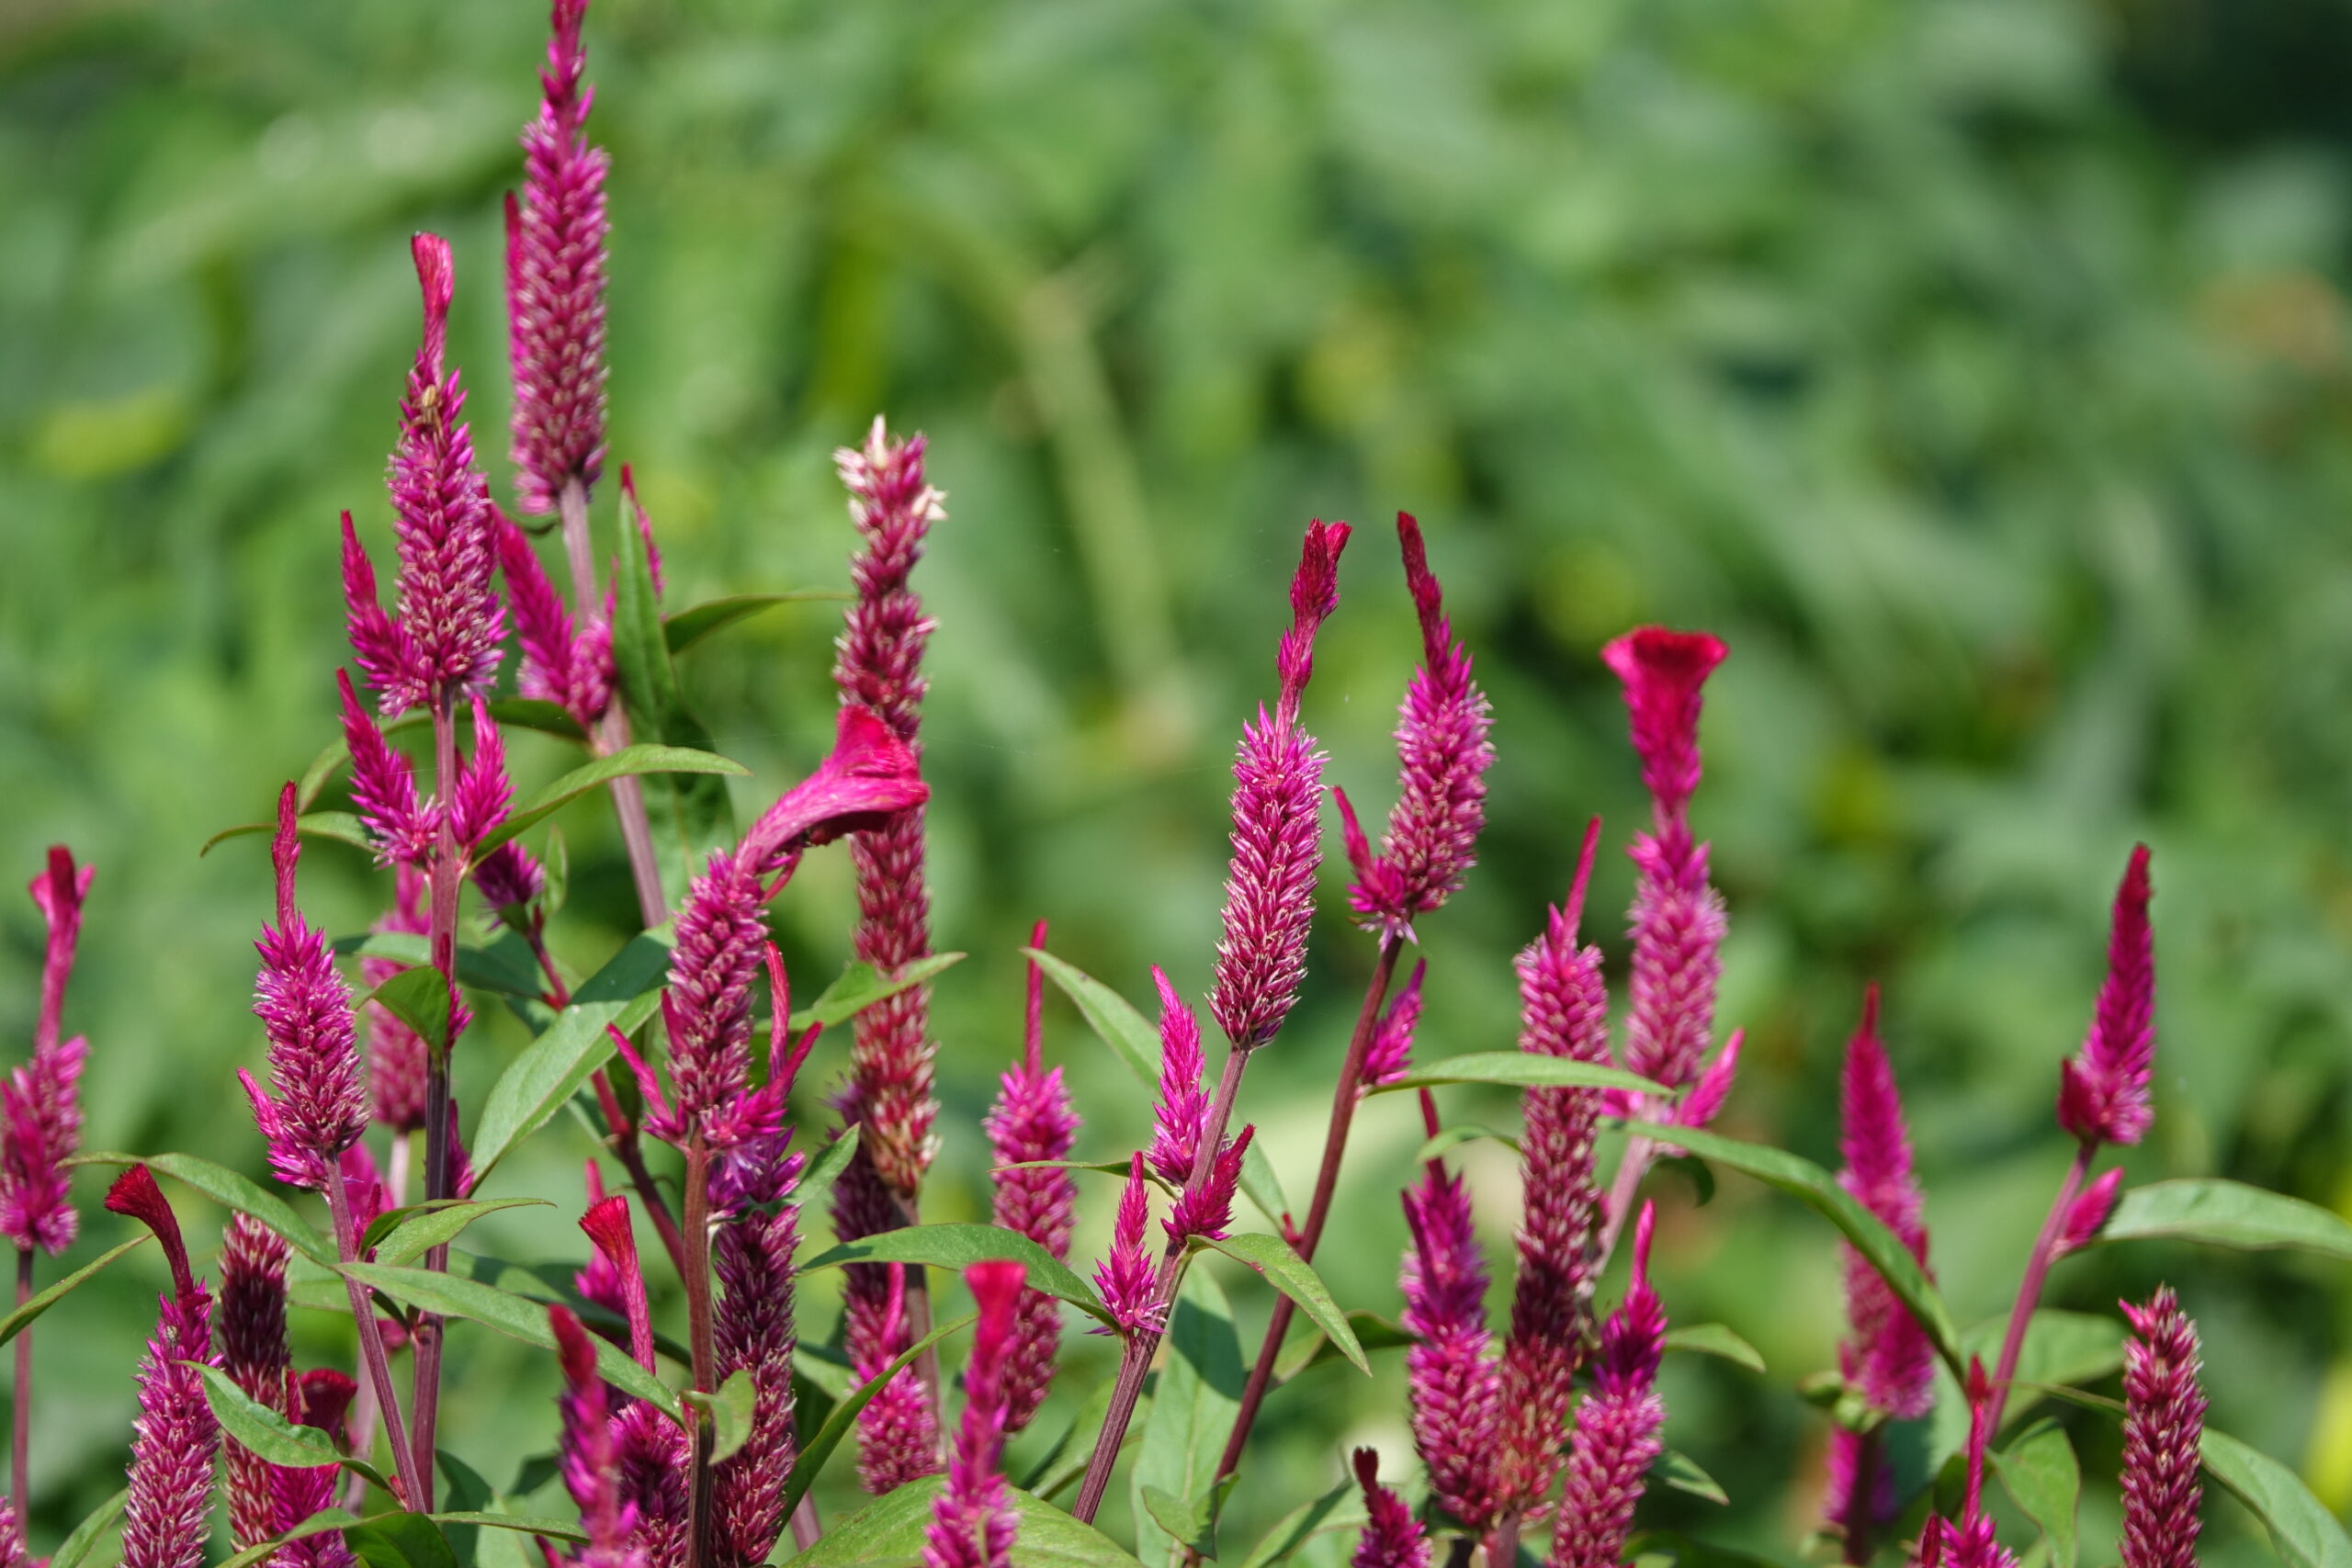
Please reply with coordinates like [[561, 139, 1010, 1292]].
[[682, 1134, 717, 1568], [1983, 1142, 2097, 1445], [408, 687, 464, 1506], [327, 1162, 427, 1506], [557, 476, 668, 930], [1839, 1427, 1883, 1565], [10, 1248, 28, 1516]]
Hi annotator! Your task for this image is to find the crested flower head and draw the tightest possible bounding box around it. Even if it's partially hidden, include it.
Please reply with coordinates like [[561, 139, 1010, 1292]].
[[738, 706, 929, 878], [580, 1194, 654, 1372], [497, 512, 611, 728], [1346, 513, 1494, 935], [1399, 1157, 1501, 1532], [1359, 958, 1426, 1098], [243, 786, 369, 1191], [1350, 1449, 1432, 1568], [985, 925, 1080, 1436], [1210, 521, 1350, 1050], [1093, 1153, 1161, 1337], [110, 1167, 221, 1568], [6, 842, 93, 1271], [1601, 628, 1726, 823], [336, 670, 438, 866], [507, 0, 610, 515], [2120, 1287, 2205, 1568], [1836, 987, 1934, 1420], [2058, 845, 2156, 1147], [363, 864, 431, 1132], [1145, 967, 1210, 1186], [922, 1261, 1025, 1568], [1546, 1204, 1668, 1568]]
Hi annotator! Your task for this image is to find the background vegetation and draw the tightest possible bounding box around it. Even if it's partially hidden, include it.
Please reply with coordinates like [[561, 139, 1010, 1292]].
[[3, 0, 2350, 1560]]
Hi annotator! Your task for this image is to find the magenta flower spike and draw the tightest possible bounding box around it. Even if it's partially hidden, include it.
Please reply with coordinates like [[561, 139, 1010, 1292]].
[[852, 1263, 944, 1495], [1358, 957, 1426, 1099], [274, 1371, 358, 1567], [1210, 519, 1351, 1051], [1400, 1156, 1501, 1532], [219, 1214, 292, 1551], [2120, 1288, 2205, 1568], [1165, 1123, 1255, 1245], [614, 1400, 688, 1568], [1093, 1153, 1161, 1337], [2057, 1168, 2125, 1258], [108, 1167, 221, 1568], [1547, 1203, 1668, 1568], [507, 0, 609, 516], [922, 1261, 1026, 1568], [2058, 845, 2156, 1147], [1, 845, 91, 1258], [476, 840, 548, 913], [449, 694, 514, 851], [1350, 1449, 1432, 1568], [1926, 1363, 2019, 1568], [621, 464, 665, 597], [0, 1500, 28, 1568], [1834, 987, 1934, 1420], [1146, 967, 1211, 1187], [364, 864, 431, 1134], [654, 851, 766, 1145], [579, 1196, 655, 1373], [1497, 817, 1610, 1509], [984, 923, 1080, 1436], [1343, 513, 1495, 938], [498, 513, 611, 728], [1602, 627, 1730, 1099], [551, 1307, 645, 1568], [342, 511, 416, 706], [242, 785, 370, 1192], [336, 670, 438, 866]]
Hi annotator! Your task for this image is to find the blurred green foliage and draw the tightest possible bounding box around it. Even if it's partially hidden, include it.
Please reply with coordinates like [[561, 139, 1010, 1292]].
[[4, 0, 2351, 1561]]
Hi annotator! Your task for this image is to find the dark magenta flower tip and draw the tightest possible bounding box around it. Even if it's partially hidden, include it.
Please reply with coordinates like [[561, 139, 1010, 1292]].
[[2059, 1168, 2125, 1257], [412, 232, 456, 344], [295, 1368, 358, 1436], [1603, 626, 1727, 811], [966, 1259, 1027, 1360], [1275, 519, 1351, 717], [550, 1302, 599, 1387], [739, 705, 929, 874], [106, 1166, 193, 1300], [2058, 844, 2156, 1147], [1350, 1448, 1432, 1568]]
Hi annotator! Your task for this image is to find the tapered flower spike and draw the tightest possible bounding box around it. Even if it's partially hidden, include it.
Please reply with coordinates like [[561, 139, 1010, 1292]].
[[1350, 1449, 1432, 1568], [655, 850, 766, 1145], [377, 231, 503, 714], [364, 864, 431, 1134], [1165, 1123, 1254, 1244], [1358, 958, 1426, 1098], [337, 670, 438, 865], [109, 1167, 221, 1568], [1498, 816, 1610, 1509], [551, 1306, 645, 1568], [449, 695, 514, 850], [614, 1400, 688, 1568], [1093, 1153, 1161, 1337], [852, 1263, 944, 1495], [2120, 1288, 2205, 1568], [1604, 627, 1730, 1098], [0, 844, 92, 1255], [922, 1261, 1026, 1568], [2058, 845, 2156, 1147], [220, 1214, 292, 1551], [243, 785, 370, 1191], [498, 513, 611, 728], [1400, 1156, 1502, 1532], [475, 840, 548, 912], [1347, 513, 1496, 937], [507, 0, 609, 516], [275, 1371, 359, 1567], [1146, 967, 1211, 1186], [985, 923, 1080, 1436], [1547, 1203, 1668, 1568], [2057, 1168, 2125, 1258], [1835, 987, 1934, 1419], [342, 511, 417, 705], [1211, 520, 1351, 1050], [620, 465, 664, 598], [580, 1196, 654, 1373]]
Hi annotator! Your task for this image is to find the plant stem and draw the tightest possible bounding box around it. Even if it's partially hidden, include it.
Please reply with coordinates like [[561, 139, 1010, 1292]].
[[1595, 1132, 1658, 1272], [1072, 1043, 1255, 1524], [1839, 1427, 1883, 1565], [408, 687, 464, 1507], [1983, 1142, 2096, 1444], [10, 1248, 28, 1516], [341, 1131, 411, 1510], [682, 1134, 717, 1568], [557, 475, 668, 930], [327, 1168, 427, 1507], [1211, 938, 1401, 1488]]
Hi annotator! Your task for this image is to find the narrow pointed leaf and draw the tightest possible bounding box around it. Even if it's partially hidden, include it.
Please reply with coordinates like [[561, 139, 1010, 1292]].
[[218, 1511, 366, 1568], [611, 501, 734, 900], [369, 964, 456, 1056], [1193, 1232, 1368, 1374], [1134, 1269, 1244, 1568], [49, 1488, 127, 1568], [1272, 1309, 1414, 1382], [1658, 1449, 1729, 1506], [1416, 1124, 1521, 1163], [801, 1223, 1113, 1327], [2203, 1428, 2352, 1568], [72, 1151, 335, 1264], [366, 1199, 552, 1268], [333, 932, 545, 1000], [794, 1126, 862, 1227], [345, 1512, 459, 1568], [778, 1313, 976, 1523], [687, 1368, 759, 1465], [202, 811, 372, 859], [0, 1235, 148, 1349], [1663, 1323, 1768, 1374], [1389, 1052, 1662, 1097], [1237, 1479, 1363, 1568], [190, 1361, 394, 1493], [2098, 1179, 2352, 1261], [1238, 1140, 1289, 1230], [1995, 1421, 2079, 1568], [473, 744, 749, 858], [1022, 948, 1159, 1086], [779, 1477, 1149, 1567], [791, 953, 967, 1032], [1142, 1482, 1223, 1561], [1022, 1373, 1140, 1503], [665, 591, 848, 655], [469, 989, 663, 1179]]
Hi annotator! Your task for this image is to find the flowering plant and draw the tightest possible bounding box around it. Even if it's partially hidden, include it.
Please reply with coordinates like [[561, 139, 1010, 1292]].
[[6, 8, 2346, 1568]]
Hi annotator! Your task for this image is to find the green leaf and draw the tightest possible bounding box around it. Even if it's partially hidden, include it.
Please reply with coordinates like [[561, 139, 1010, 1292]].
[[611, 504, 736, 902], [1415, 1124, 1521, 1163], [337, 1261, 674, 1412], [0, 1235, 148, 1349], [435, 1450, 494, 1566], [193, 1360, 337, 1465], [1658, 1449, 1729, 1506], [1143, 1480, 1228, 1561], [1931, 1313, 2121, 1465], [779, 1313, 976, 1524], [1628, 1122, 1960, 1376], [665, 591, 847, 655], [219, 1514, 365, 1568], [688, 1368, 759, 1465], [73, 1151, 335, 1264], [1663, 1323, 1768, 1375], [2099, 1179, 2352, 1261], [366, 1199, 552, 1268], [333, 932, 545, 1000], [1021, 948, 1159, 1086], [575, 929, 680, 1005], [1194, 1231, 1369, 1374], [792, 953, 967, 1032], [1238, 1139, 1289, 1230], [795, 1126, 862, 1225], [1020, 1372, 1140, 1504], [1134, 1267, 1246, 1568], [201, 810, 373, 859], [473, 744, 750, 858], [1627, 1530, 1805, 1568], [2203, 1428, 2352, 1568], [427, 1514, 585, 1543], [469, 989, 664, 1180], [1237, 1478, 1363, 1568], [345, 1512, 459, 1568], [1385, 1052, 1664, 1097], [1995, 1421, 2079, 1568], [369, 964, 456, 1057], [780, 1478, 1149, 1567], [801, 1223, 1113, 1328], [1272, 1311, 1413, 1382], [49, 1487, 127, 1568]]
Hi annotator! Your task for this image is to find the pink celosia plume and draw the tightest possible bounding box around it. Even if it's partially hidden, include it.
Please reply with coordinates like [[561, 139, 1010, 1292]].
[[2058, 845, 2156, 1147], [1835, 987, 1934, 1420], [336, 670, 437, 866], [498, 512, 611, 728], [1400, 1157, 1501, 1532], [851, 1263, 943, 1495], [1358, 958, 1426, 1099], [984, 925, 1080, 1435], [1547, 1203, 1668, 1568], [0, 845, 90, 1257], [2057, 1168, 2125, 1258], [1146, 968, 1211, 1187], [1350, 1449, 1432, 1568], [273, 1371, 358, 1568], [922, 1262, 1026, 1568], [109, 1167, 221, 1568], [219, 1214, 291, 1551], [449, 694, 514, 850], [1165, 1123, 1255, 1246], [2120, 1288, 2204, 1568], [363, 864, 431, 1134], [552, 1306, 646, 1568], [1093, 1153, 1161, 1337]]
